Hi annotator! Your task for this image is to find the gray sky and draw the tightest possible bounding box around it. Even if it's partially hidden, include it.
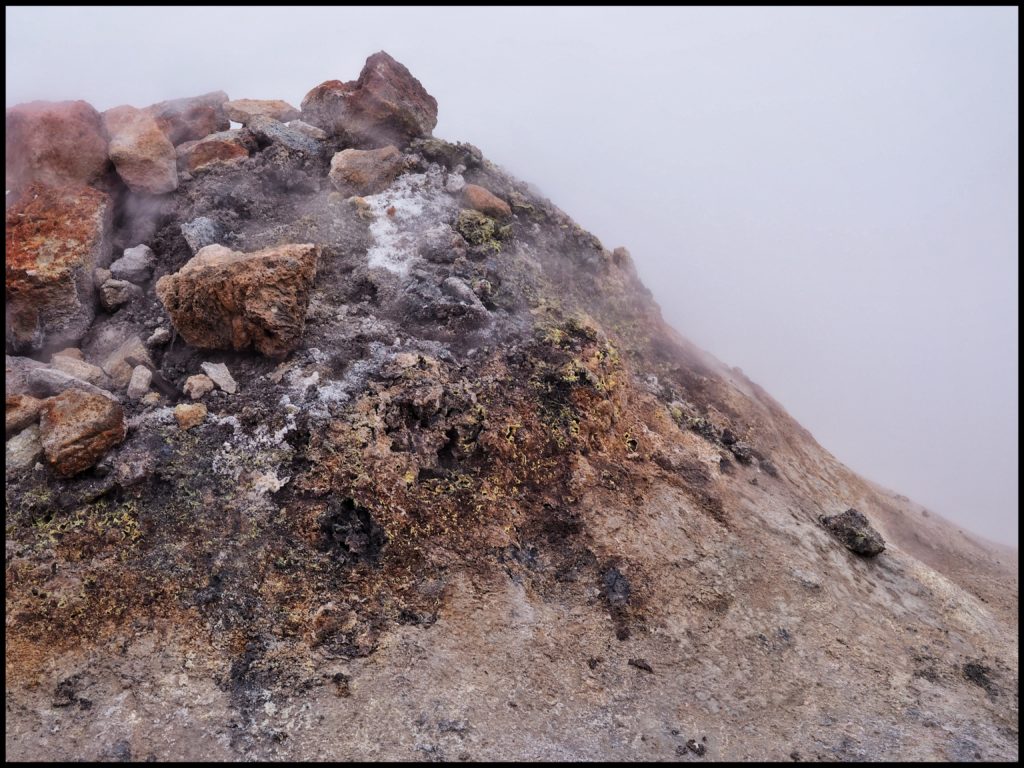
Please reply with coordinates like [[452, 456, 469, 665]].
[[6, 7, 1018, 542]]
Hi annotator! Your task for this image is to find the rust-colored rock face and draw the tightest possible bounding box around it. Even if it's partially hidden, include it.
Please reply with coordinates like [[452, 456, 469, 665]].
[[463, 183, 512, 219], [103, 106, 179, 194], [6, 393, 42, 438], [225, 98, 300, 124], [155, 243, 319, 358], [176, 130, 254, 174], [328, 145, 404, 196], [4, 100, 110, 194], [301, 51, 437, 147], [38, 389, 125, 477], [5, 183, 113, 352], [144, 91, 230, 145]]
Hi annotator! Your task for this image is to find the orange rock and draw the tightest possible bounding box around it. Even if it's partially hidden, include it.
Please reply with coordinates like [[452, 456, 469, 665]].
[[328, 146, 404, 196], [103, 106, 179, 194], [4, 100, 109, 194], [5, 183, 113, 352], [174, 402, 207, 430], [462, 184, 512, 219], [301, 52, 437, 147], [176, 130, 254, 174], [38, 389, 125, 477], [144, 91, 229, 146], [156, 243, 319, 359]]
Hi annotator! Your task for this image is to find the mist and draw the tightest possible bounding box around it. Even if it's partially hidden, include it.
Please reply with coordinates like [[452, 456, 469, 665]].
[[6, 7, 1017, 542]]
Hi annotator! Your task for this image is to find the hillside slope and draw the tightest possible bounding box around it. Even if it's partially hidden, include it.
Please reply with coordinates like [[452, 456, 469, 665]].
[[5, 53, 1017, 761]]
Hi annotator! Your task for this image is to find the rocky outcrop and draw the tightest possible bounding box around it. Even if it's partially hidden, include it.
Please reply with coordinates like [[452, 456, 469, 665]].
[[4, 100, 109, 194], [103, 106, 179, 194], [5, 183, 113, 352], [144, 90, 230, 145], [328, 146, 404, 196], [247, 116, 321, 155], [5, 423, 42, 472], [820, 508, 887, 556], [38, 389, 126, 477], [463, 183, 512, 218], [225, 98, 300, 124], [301, 51, 437, 147], [156, 243, 319, 358]]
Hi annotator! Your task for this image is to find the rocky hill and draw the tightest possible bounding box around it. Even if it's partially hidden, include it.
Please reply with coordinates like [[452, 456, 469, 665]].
[[5, 52, 1018, 761]]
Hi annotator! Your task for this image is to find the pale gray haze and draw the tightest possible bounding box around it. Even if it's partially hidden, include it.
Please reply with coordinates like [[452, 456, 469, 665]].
[[6, 7, 1018, 542]]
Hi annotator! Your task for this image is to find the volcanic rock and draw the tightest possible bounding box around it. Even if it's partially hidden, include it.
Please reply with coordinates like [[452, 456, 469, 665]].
[[38, 389, 126, 477], [225, 98, 300, 124], [155, 243, 319, 358], [174, 402, 207, 430], [176, 130, 255, 174], [109, 244, 156, 283], [4, 100, 109, 194], [5, 183, 113, 352], [99, 279, 143, 311], [328, 146, 404, 196], [103, 105, 179, 194], [183, 374, 215, 400], [820, 508, 887, 556], [6, 394, 42, 438], [463, 183, 512, 218], [301, 51, 438, 147], [6, 423, 42, 472], [144, 90, 230, 145]]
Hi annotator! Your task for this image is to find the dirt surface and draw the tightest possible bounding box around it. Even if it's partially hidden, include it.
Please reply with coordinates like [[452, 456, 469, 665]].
[[5, 90, 1018, 761]]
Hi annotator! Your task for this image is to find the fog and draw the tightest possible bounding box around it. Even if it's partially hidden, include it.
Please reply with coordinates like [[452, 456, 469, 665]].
[[6, 7, 1017, 542]]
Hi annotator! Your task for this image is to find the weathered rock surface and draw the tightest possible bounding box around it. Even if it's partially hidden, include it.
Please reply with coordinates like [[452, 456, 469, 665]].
[[463, 183, 512, 218], [285, 119, 327, 140], [126, 365, 152, 401], [49, 355, 111, 388], [156, 243, 319, 358], [5, 423, 42, 471], [5, 183, 113, 352], [183, 373, 215, 400], [99, 279, 143, 311], [5, 100, 109, 193], [174, 402, 208, 430], [328, 146, 404, 196], [101, 336, 153, 390], [38, 389, 126, 477], [820, 508, 887, 556], [144, 90, 230, 145], [103, 105, 179, 194], [199, 362, 237, 394], [109, 245, 156, 283], [176, 130, 255, 174], [180, 217, 222, 254], [247, 116, 321, 155], [225, 98, 300, 124], [6, 394, 42, 438], [301, 51, 438, 147]]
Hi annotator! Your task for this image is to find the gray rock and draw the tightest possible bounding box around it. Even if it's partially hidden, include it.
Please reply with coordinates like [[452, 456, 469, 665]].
[[445, 173, 465, 193], [147, 328, 172, 347], [100, 279, 144, 311], [126, 365, 152, 401], [50, 355, 112, 388], [25, 366, 119, 402], [94, 267, 112, 289], [200, 362, 237, 394], [441, 277, 484, 307], [6, 424, 43, 472], [285, 120, 327, 140], [248, 115, 321, 155], [101, 337, 153, 390], [820, 508, 886, 557], [181, 217, 222, 255], [110, 244, 156, 283]]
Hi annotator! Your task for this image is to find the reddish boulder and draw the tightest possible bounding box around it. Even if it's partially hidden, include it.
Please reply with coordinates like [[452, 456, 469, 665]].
[[301, 51, 437, 147], [156, 243, 319, 359], [5, 183, 113, 352], [144, 91, 230, 145], [103, 106, 179, 194], [176, 129, 255, 174], [5, 100, 110, 194], [462, 184, 512, 219], [38, 388, 126, 477], [6, 394, 42, 438], [225, 99, 300, 124], [328, 146, 404, 196]]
